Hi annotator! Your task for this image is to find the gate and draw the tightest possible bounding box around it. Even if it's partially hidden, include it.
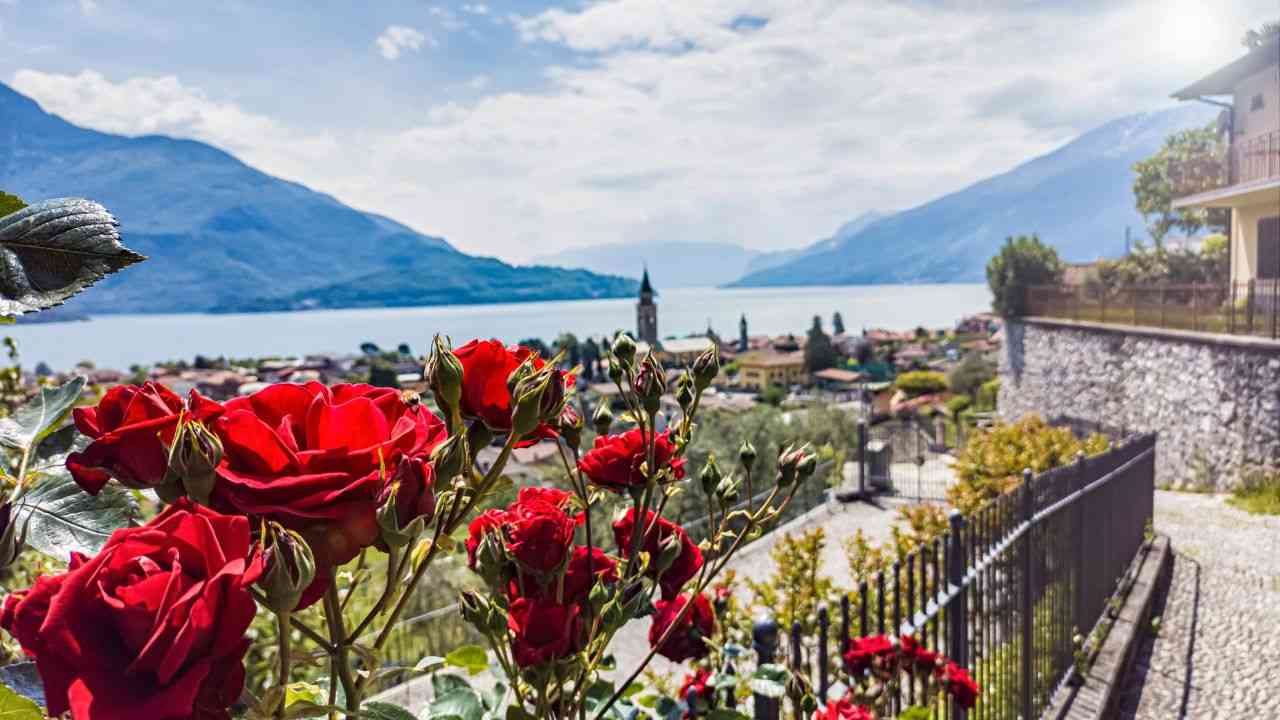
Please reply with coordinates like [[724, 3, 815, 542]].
[[862, 417, 952, 502]]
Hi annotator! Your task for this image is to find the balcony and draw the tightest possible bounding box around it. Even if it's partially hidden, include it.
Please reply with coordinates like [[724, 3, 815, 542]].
[[1170, 129, 1280, 200], [1026, 281, 1280, 340]]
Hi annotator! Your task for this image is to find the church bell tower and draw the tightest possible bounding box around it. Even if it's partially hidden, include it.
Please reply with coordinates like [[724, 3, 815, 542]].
[[636, 268, 658, 346]]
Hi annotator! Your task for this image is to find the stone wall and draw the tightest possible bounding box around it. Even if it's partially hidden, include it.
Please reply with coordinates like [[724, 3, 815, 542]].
[[999, 318, 1280, 489]]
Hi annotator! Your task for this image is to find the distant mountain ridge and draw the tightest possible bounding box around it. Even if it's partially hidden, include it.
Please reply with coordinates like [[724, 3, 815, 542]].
[[533, 241, 768, 288], [730, 106, 1216, 287], [0, 83, 636, 314]]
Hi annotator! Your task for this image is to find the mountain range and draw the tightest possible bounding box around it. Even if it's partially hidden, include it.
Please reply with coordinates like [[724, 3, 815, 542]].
[[729, 105, 1216, 287], [0, 83, 636, 315]]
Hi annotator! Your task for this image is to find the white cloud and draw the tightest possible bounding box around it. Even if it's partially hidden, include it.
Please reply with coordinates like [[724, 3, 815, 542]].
[[374, 25, 428, 60], [78, 0, 98, 15], [10, 0, 1277, 264], [462, 3, 490, 16]]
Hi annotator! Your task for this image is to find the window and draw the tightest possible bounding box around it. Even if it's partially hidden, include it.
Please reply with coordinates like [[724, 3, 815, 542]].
[[1250, 93, 1265, 112], [1260, 217, 1280, 280]]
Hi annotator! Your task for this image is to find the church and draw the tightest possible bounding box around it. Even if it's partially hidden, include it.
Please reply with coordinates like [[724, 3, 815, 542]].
[[636, 268, 658, 346]]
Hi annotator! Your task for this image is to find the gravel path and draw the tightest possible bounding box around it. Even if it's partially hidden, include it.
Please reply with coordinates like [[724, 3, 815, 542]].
[[1117, 491, 1280, 719]]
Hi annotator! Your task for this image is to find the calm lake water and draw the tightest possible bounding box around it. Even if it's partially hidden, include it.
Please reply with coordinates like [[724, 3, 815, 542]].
[[10, 284, 989, 371]]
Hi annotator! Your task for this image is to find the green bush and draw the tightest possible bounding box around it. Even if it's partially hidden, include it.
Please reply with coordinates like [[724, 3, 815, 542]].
[[948, 352, 995, 397], [986, 234, 1063, 317], [948, 414, 1109, 514], [895, 370, 948, 397], [975, 378, 1000, 411], [1227, 466, 1280, 516], [946, 394, 972, 416]]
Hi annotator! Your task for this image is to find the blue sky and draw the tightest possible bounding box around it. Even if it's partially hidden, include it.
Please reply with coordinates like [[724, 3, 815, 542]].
[[0, 1, 1275, 261]]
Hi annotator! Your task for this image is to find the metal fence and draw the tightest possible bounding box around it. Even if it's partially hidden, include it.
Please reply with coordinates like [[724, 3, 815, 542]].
[[709, 432, 1156, 720], [1026, 281, 1280, 340]]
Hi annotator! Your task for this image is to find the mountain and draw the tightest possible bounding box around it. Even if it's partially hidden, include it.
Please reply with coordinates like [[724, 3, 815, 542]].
[[730, 106, 1217, 287], [741, 210, 887, 276], [0, 83, 636, 314], [533, 241, 765, 288]]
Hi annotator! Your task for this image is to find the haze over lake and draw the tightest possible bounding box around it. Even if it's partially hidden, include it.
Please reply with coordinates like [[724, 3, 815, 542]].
[[15, 284, 989, 371]]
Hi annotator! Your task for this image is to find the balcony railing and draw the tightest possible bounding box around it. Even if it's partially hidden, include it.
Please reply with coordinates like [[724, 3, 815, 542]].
[[1169, 129, 1280, 198], [1026, 281, 1280, 340]]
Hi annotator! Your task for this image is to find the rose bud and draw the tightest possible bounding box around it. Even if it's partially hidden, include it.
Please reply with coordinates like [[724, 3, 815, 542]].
[[716, 473, 741, 502], [510, 370, 554, 438], [655, 533, 683, 574], [611, 333, 637, 367], [607, 361, 624, 386], [164, 420, 223, 505], [377, 457, 436, 548], [458, 590, 487, 632], [557, 404, 583, 452], [259, 522, 317, 614], [431, 434, 468, 482], [592, 402, 613, 436], [692, 347, 720, 391], [675, 373, 695, 412], [739, 440, 757, 472], [796, 452, 818, 482], [0, 501, 27, 571], [777, 445, 804, 487], [632, 354, 666, 415], [699, 454, 723, 496], [427, 335, 465, 416]]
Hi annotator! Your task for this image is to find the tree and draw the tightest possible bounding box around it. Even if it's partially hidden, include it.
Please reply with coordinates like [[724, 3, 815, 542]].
[[518, 337, 551, 358], [804, 315, 837, 372], [368, 360, 400, 388], [986, 234, 1064, 317], [554, 333, 581, 367], [1132, 124, 1230, 244], [581, 337, 601, 381], [1242, 21, 1280, 49], [832, 311, 845, 335], [0, 191, 26, 217], [947, 352, 995, 398], [397, 342, 413, 357]]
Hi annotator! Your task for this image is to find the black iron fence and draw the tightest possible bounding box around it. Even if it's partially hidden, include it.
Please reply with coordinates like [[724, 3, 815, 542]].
[[1027, 281, 1280, 340], [719, 432, 1156, 719]]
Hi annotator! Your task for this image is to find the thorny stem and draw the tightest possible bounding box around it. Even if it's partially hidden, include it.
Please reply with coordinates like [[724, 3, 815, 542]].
[[323, 583, 360, 714], [249, 587, 334, 653], [274, 610, 292, 719]]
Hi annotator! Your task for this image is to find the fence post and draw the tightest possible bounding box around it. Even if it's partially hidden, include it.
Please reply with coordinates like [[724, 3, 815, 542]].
[[857, 420, 868, 498], [753, 615, 780, 720], [790, 621, 804, 720], [817, 605, 830, 703], [947, 509, 968, 720], [1020, 468, 1035, 720], [1072, 451, 1087, 639], [1247, 279, 1256, 334]]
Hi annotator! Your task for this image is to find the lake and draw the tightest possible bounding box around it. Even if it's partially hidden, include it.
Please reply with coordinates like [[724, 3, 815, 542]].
[[9, 284, 990, 371]]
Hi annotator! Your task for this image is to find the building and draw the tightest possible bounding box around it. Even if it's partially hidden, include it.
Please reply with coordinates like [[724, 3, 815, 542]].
[[1170, 36, 1279, 285], [636, 268, 658, 346], [736, 350, 806, 390], [661, 336, 715, 366]]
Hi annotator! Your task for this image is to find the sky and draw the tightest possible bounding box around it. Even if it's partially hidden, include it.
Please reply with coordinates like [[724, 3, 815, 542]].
[[0, 0, 1274, 262]]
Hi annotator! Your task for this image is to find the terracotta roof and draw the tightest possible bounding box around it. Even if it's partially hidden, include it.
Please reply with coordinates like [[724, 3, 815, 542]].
[[813, 368, 864, 383]]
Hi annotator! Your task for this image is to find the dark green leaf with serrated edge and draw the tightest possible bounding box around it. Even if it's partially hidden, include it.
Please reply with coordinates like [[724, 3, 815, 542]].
[[17, 467, 139, 558], [0, 377, 85, 450]]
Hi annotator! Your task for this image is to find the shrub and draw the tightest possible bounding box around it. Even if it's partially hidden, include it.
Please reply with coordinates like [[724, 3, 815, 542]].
[[986, 234, 1064, 317], [948, 353, 995, 398], [895, 370, 948, 397], [946, 394, 972, 416], [975, 378, 1000, 411], [948, 414, 1109, 514], [744, 527, 838, 632], [1227, 466, 1280, 516]]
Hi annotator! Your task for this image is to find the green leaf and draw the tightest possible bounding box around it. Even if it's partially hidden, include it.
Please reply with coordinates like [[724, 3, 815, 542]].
[[16, 467, 139, 558], [431, 673, 473, 698], [897, 708, 932, 720], [0, 198, 145, 318], [414, 655, 447, 673], [0, 663, 43, 709], [361, 701, 419, 720], [0, 377, 85, 450], [283, 682, 325, 707], [0, 684, 42, 720], [445, 645, 488, 676], [483, 681, 507, 712], [428, 689, 484, 720], [26, 425, 85, 478], [748, 665, 789, 699]]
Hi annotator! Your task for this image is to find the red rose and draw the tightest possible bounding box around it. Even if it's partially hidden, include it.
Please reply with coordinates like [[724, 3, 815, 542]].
[[453, 339, 572, 443], [812, 697, 873, 720], [516, 486, 576, 511], [66, 382, 221, 494], [505, 492, 580, 576], [578, 428, 685, 492], [843, 635, 895, 676], [899, 634, 938, 673], [507, 597, 581, 668], [649, 592, 714, 663], [613, 508, 703, 599], [679, 668, 713, 704], [939, 662, 979, 709], [208, 382, 445, 605], [0, 500, 261, 720], [560, 545, 618, 604], [466, 508, 508, 569]]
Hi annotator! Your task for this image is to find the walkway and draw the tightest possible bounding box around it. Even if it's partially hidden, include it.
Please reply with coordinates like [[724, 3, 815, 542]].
[[1117, 491, 1280, 719]]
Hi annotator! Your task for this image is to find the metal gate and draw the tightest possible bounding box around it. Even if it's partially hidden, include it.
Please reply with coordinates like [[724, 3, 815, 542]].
[[863, 417, 952, 502]]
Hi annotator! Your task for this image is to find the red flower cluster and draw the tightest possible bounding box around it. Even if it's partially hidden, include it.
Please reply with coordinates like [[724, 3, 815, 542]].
[[842, 634, 979, 710], [612, 508, 703, 600], [465, 487, 616, 668], [454, 339, 573, 444], [649, 592, 715, 663], [678, 668, 713, 704], [0, 500, 261, 720], [811, 697, 874, 720], [578, 428, 685, 492]]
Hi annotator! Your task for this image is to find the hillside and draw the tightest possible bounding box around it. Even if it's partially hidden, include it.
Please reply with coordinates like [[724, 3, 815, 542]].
[[730, 106, 1216, 287], [532, 241, 764, 288], [0, 83, 635, 314]]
